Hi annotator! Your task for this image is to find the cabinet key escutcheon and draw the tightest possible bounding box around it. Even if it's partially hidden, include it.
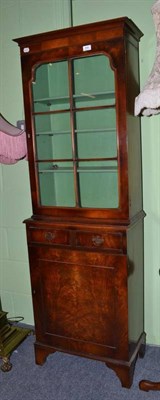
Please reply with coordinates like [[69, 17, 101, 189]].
[[92, 235, 104, 247], [45, 231, 55, 241]]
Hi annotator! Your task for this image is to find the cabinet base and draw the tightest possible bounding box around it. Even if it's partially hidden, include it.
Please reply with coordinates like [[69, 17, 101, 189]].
[[34, 332, 146, 389], [105, 360, 136, 389], [105, 334, 146, 389], [34, 342, 56, 365]]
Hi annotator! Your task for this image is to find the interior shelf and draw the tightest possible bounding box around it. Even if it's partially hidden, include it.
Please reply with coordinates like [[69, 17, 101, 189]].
[[39, 166, 118, 173], [36, 130, 71, 136], [35, 128, 116, 136], [33, 91, 115, 106], [73, 91, 115, 100]]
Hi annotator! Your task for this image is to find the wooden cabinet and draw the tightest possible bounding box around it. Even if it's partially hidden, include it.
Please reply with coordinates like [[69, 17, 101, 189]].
[[14, 17, 145, 388]]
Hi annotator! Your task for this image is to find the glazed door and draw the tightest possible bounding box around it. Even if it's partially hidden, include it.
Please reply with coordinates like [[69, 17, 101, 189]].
[[32, 54, 119, 209]]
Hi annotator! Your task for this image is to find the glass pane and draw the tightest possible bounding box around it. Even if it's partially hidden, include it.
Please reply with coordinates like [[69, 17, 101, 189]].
[[32, 61, 70, 112], [77, 161, 118, 208], [74, 108, 117, 158], [34, 112, 72, 160], [73, 55, 115, 108], [37, 162, 75, 207]]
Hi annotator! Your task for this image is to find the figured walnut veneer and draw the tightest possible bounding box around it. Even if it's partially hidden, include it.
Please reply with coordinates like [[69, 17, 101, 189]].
[[14, 17, 145, 388]]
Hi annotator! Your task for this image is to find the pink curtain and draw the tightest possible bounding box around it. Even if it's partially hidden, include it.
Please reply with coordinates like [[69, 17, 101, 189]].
[[0, 115, 28, 164]]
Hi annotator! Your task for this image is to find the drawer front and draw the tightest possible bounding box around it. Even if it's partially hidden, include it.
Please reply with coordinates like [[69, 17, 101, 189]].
[[28, 227, 70, 246], [75, 231, 123, 252]]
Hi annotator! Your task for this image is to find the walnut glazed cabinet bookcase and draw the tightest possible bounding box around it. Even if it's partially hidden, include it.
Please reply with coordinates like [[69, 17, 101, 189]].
[[14, 17, 146, 388]]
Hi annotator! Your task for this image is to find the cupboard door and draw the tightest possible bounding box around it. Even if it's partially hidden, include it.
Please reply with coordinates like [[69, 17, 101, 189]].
[[29, 247, 128, 358], [31, 54, 119, 209]]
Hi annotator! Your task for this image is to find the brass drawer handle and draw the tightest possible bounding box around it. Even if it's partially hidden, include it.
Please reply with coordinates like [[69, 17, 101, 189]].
[[92, 235, 104, 247], [44, 232, 55, 241]]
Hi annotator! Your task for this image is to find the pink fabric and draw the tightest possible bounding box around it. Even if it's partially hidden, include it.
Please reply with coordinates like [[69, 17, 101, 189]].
[[0, 130, 28, 164]]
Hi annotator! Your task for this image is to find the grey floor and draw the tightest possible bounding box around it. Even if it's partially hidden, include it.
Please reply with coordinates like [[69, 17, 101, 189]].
[[0, 333, 160, 400]]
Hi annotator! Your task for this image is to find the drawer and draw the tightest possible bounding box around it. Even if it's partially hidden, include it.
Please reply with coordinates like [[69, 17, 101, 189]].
[[27, 227, 70, 246], [75, 231, 123, 252]]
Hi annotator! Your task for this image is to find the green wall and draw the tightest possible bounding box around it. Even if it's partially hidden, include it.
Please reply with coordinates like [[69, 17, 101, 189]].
[[0, 0, 159, 345], [0, 0, 71, 323]]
